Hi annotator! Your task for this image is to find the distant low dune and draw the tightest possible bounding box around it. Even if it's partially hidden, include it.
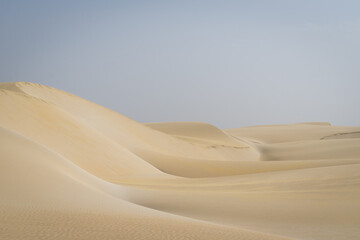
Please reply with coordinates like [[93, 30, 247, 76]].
[[0, 82, 359, 240]]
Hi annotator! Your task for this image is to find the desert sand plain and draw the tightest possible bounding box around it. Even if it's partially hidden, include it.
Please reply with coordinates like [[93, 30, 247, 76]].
[[0, 82, 359, 240]]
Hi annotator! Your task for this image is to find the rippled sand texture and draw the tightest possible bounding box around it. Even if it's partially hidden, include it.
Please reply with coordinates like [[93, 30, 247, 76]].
[[1, 82, 359, 240]]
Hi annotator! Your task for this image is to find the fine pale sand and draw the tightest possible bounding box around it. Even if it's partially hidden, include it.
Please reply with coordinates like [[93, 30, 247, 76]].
[[0, 82, 359, 240]]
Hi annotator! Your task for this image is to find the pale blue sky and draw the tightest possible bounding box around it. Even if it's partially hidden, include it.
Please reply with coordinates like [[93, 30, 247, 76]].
[[1, 0, 359, 128]]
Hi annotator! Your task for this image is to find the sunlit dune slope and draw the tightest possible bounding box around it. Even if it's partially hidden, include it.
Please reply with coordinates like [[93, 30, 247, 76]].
[[0, 82, 260, 178], [0, 82, 359, 240], [0, 88, 164, 180]]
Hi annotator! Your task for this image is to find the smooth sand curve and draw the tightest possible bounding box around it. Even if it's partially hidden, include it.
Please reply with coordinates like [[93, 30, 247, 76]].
[[0, 82, 359, 240]]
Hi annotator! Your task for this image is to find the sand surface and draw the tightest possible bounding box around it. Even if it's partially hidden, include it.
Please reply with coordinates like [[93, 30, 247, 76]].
[[0, 82, 359, 239]]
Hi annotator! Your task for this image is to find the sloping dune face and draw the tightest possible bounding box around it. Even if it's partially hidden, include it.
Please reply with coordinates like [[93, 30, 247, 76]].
[[0, 82, 359, 240]]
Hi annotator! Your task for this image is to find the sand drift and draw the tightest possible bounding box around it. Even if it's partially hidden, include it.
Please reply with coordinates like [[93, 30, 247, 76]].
[[0, 82, 359, 240]]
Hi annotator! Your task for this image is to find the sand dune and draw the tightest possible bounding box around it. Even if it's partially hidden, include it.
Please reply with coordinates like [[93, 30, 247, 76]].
[[226, 122, 360, 143], [0, 82, 359, 239]]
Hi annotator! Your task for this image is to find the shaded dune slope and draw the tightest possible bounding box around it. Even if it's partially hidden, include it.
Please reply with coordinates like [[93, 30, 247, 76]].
[[0, 126, 283, 240]]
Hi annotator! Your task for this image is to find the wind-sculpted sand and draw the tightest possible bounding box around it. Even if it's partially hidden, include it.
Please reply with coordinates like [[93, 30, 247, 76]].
[[0, 82, 359, 240]]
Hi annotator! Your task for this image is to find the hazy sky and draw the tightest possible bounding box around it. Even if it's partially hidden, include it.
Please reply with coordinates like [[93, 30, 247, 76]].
[[1, 0, 359, 128]]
